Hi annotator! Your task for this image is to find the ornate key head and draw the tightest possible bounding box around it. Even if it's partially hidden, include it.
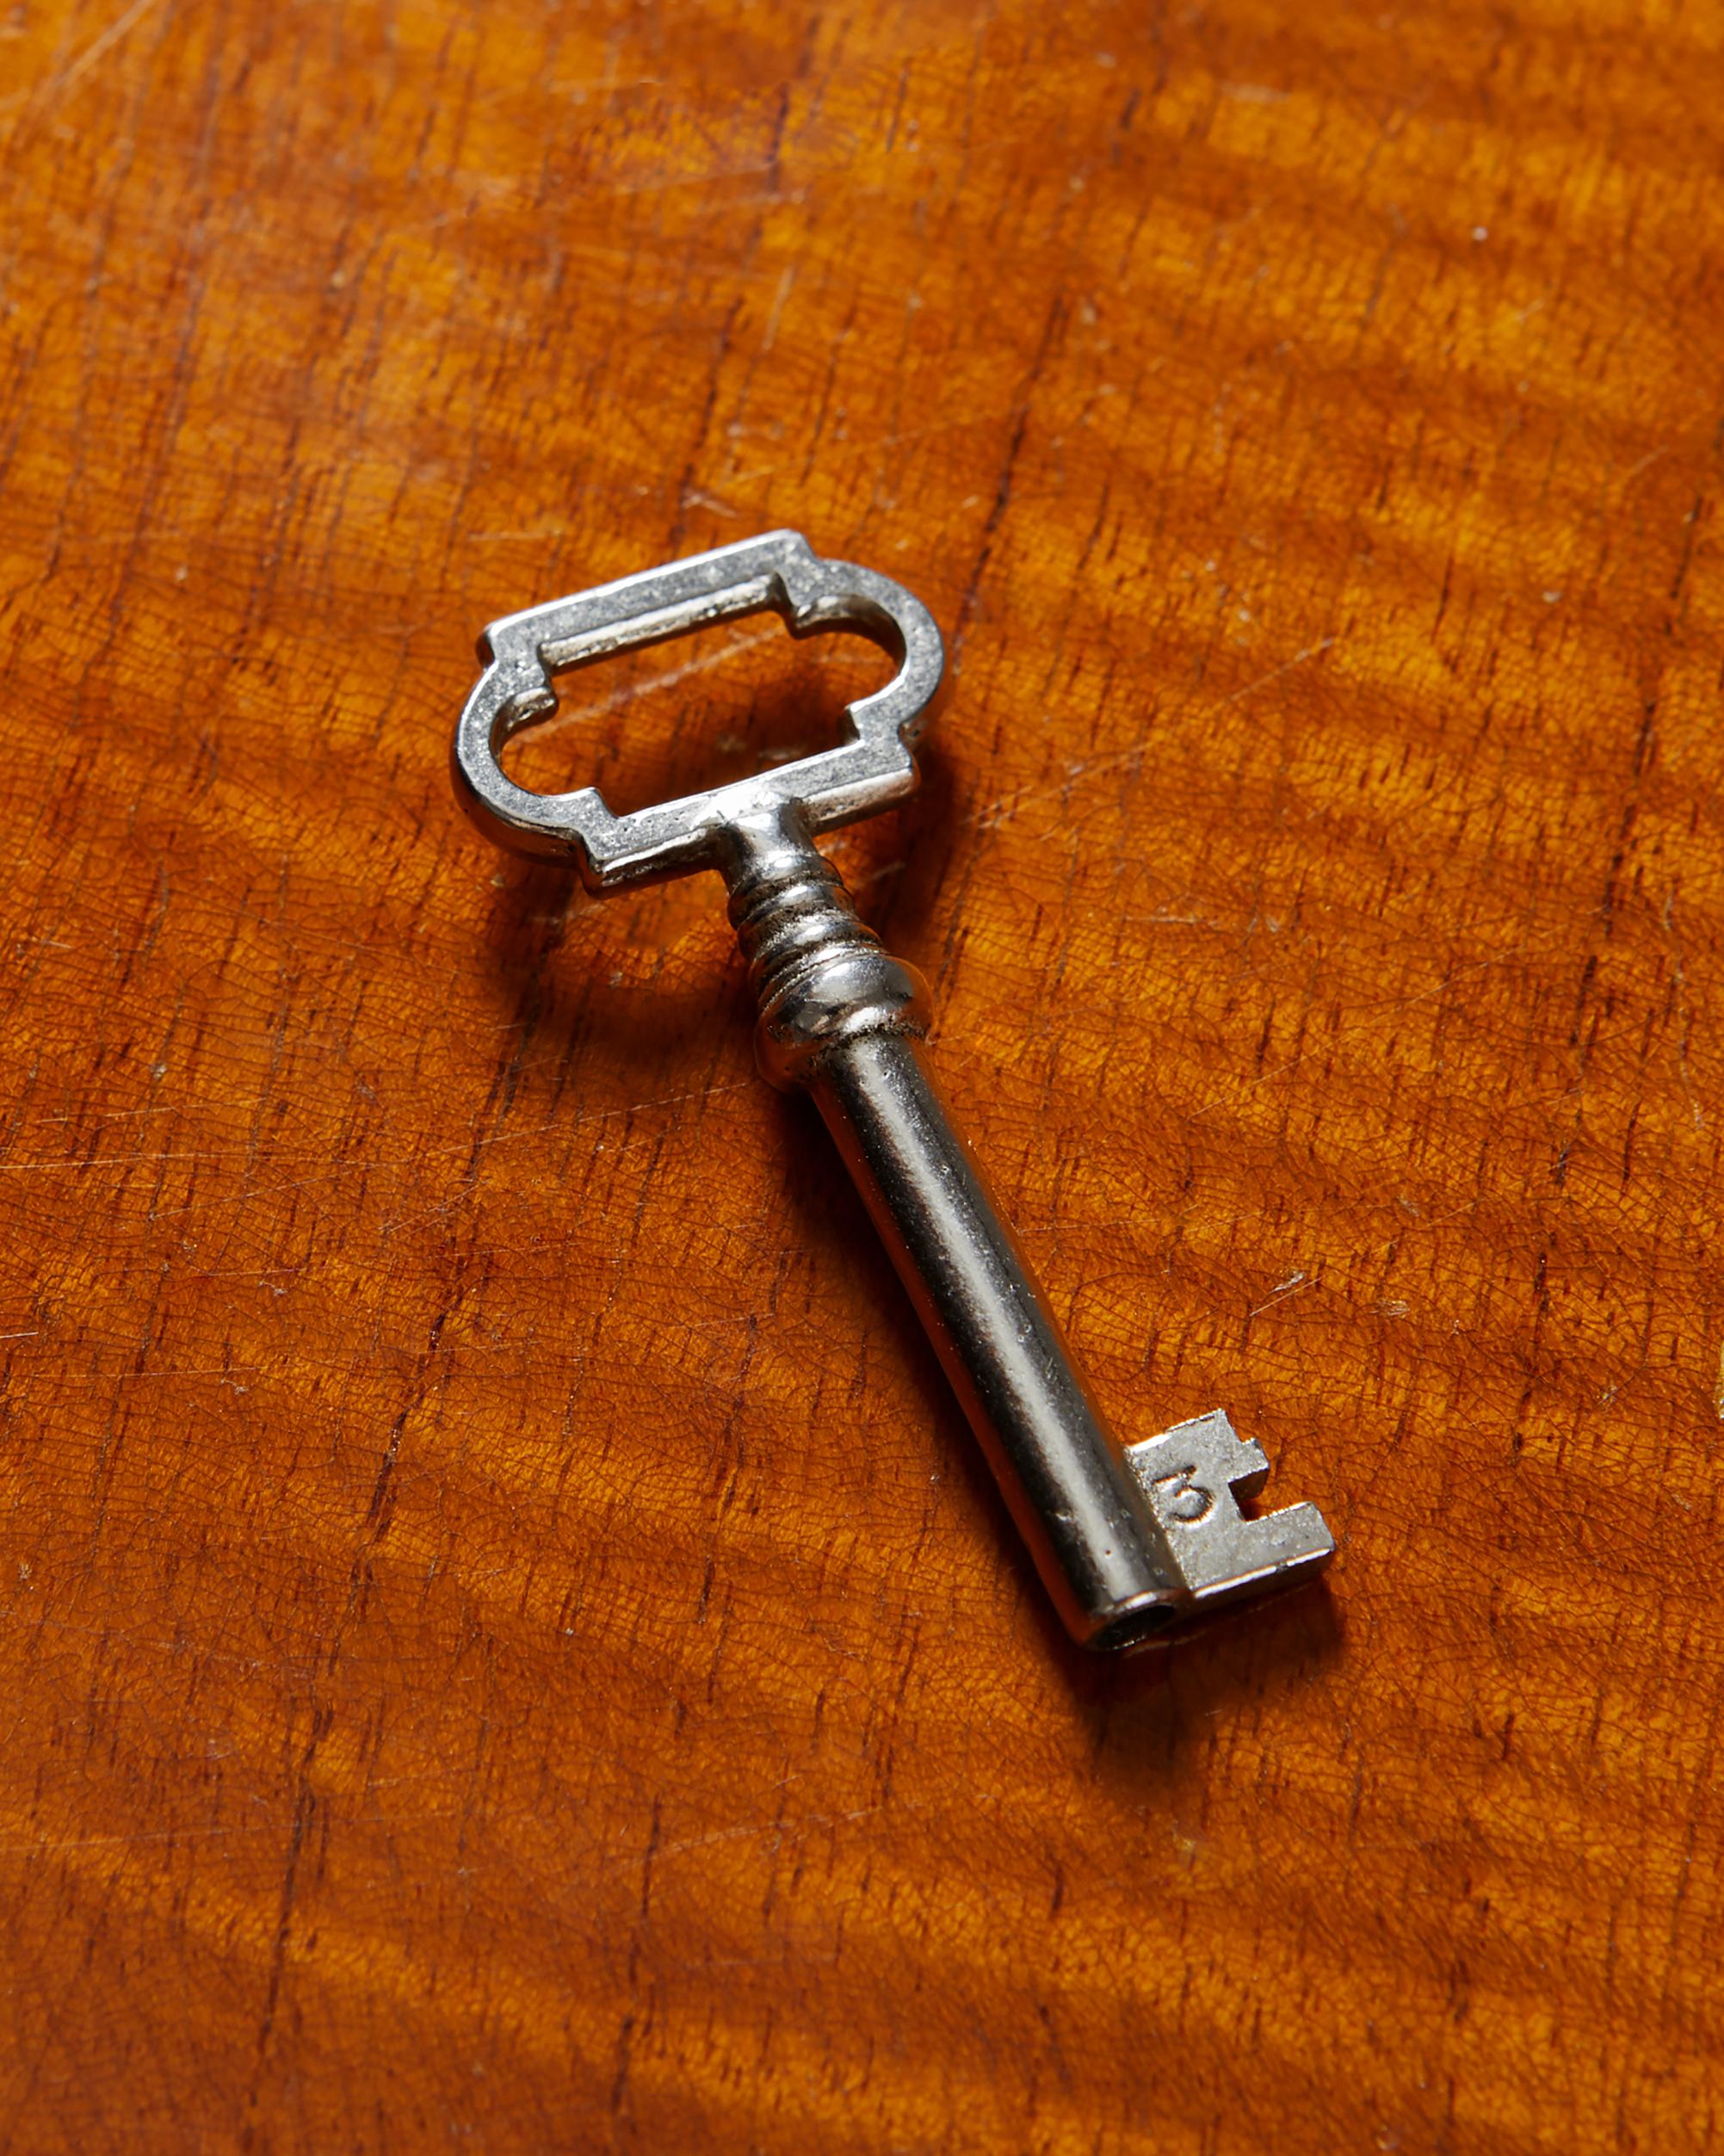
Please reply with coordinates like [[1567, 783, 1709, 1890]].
[[450, 529, 946, 891]]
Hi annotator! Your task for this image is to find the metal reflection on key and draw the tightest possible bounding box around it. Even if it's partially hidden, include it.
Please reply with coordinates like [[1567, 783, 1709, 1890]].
[[450, 530, 1334, 1652]]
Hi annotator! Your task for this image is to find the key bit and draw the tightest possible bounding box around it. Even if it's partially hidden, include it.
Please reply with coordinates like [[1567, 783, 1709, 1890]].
[[1126, 1411, 1333, 1609], [451, 530, 1334, 1653]]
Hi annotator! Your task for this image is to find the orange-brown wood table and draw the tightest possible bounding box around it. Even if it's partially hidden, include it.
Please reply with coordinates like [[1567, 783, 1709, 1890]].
[[3, 3, 1721, 2150]]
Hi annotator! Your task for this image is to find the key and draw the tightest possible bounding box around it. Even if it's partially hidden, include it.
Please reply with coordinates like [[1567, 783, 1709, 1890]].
[[452, 530, 1334, 1652]]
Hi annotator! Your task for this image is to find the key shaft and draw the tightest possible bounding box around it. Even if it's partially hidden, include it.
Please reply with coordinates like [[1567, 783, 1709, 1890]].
[[726, 803, 1177, 1647], [817, 1033, 1175, 1647]]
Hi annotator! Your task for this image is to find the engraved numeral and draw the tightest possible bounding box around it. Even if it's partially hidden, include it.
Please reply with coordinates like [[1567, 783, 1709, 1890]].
[[1151, 1464, 1214, 1524]]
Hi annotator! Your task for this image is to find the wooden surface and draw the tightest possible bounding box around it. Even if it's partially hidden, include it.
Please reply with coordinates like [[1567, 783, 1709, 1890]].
[[3, 2, 1722, 2148]]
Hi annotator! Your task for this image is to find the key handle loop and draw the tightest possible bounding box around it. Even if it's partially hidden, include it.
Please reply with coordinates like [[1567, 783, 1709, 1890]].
[[451, 529, 946, 891]]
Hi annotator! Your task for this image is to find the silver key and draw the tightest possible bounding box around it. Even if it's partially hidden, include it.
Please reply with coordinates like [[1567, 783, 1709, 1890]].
[[452, 531, 1333, 1653]]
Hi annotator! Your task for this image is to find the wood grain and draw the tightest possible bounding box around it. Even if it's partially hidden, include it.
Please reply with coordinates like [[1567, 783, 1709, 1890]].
[[3, 2, 1721, 2148]]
